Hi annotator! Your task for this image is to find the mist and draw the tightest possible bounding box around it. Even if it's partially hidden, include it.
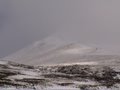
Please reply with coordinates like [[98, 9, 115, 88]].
[[1, 0, 120, 57]]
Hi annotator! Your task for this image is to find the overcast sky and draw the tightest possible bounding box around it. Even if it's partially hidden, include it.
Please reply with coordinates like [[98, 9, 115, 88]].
[[1, 0, 120, 57]]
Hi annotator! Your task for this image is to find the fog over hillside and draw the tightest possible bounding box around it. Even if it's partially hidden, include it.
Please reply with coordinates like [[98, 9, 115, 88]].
[[2, 36, 120, 66]]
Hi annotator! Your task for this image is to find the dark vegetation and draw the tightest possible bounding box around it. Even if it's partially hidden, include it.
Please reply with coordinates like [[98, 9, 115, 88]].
[[8, 61, 35, 69], [15, 78, 48, 86], [43, 65, 120, 89]]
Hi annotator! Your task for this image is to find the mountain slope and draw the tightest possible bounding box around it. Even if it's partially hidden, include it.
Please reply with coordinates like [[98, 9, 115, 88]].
[[3, 37, 97, 65], [1, 37, 120, 89]]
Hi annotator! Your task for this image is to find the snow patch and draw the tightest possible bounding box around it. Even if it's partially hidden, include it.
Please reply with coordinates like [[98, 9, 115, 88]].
[[20, 70, 39, 76], [61, 45, 96, 54], [8, 75, 39, 80]]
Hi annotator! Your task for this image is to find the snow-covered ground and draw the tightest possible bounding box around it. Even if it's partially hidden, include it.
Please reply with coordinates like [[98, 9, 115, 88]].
[[0, 60, 119, 90], [1, 38, 120, 90]]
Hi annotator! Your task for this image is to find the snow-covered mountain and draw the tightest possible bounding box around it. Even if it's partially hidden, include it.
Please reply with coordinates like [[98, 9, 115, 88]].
[[3, 37, 98, 65], [1, 37, 120, 90]]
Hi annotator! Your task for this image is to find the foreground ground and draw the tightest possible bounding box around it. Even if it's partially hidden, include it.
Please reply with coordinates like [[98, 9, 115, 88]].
[[0, 60, 119, 90]]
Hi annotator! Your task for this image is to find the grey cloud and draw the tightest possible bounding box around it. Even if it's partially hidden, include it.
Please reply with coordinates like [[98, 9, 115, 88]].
[[1, 0, 120, 57]]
